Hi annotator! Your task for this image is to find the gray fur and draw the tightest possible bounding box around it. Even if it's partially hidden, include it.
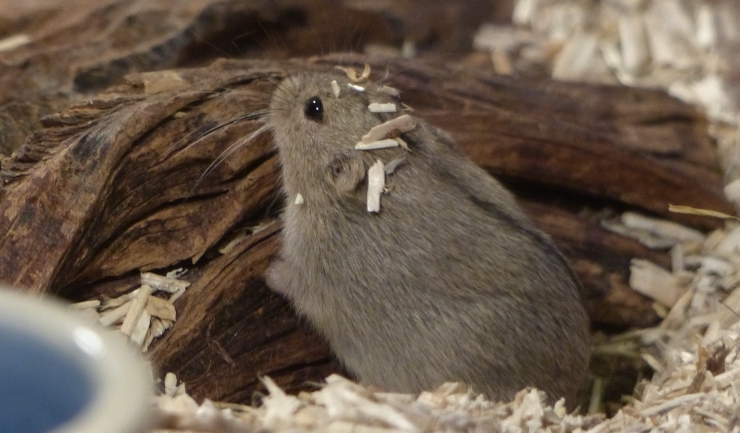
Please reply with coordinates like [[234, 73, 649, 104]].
[[266, 72, 590, 404]]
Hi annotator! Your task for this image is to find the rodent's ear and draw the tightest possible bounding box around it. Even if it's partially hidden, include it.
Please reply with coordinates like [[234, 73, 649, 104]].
[[303, 96, 324, 122], [326, 153, 365, 196]]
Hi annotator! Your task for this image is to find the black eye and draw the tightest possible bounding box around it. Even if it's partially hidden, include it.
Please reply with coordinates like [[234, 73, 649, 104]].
[[304, 96, 323, 121]]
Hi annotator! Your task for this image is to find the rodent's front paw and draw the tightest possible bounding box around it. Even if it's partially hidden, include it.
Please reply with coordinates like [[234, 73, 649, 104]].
[[265, 259, 295, 297]]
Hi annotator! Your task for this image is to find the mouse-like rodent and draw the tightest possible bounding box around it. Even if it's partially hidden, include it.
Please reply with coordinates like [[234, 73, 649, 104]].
[[265, 69, 590, 404]]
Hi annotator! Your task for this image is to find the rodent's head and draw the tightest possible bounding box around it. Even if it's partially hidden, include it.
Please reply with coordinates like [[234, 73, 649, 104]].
[[267, 71, 399, 199]]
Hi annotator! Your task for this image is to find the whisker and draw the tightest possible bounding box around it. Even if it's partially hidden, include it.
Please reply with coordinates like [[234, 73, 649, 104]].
[[188, 121, 272, 197], [175, 109, 269, 158]]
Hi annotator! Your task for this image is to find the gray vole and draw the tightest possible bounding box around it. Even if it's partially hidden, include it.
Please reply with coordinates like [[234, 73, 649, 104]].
[[265, 70, 590, 404]]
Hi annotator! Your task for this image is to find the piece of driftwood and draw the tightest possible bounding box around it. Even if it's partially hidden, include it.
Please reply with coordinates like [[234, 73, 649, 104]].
[[0, 0, 511, 155], [0, 54, 731, 401]]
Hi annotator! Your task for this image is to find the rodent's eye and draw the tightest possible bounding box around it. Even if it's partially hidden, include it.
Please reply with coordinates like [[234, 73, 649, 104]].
[[303, 96, 324, 121]]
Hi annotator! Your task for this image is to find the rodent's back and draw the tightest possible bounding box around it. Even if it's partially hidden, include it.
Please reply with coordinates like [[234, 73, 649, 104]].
[[266, 70, 590, 404]]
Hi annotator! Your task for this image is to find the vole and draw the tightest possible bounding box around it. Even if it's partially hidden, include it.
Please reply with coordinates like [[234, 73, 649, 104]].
[[265, 69, 590, 404]]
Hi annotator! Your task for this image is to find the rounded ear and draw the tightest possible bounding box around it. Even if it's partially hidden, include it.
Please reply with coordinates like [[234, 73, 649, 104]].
[[326, 152, 366, 196]]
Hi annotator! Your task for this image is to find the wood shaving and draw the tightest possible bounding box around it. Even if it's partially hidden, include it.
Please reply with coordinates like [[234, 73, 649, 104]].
[[360, 115, 416, 144], [146, 296, 177, 322], [295, 193, 305, 205], [336, 64, 371, 83], [331, 80, 340, 97], [129, 310, 151, 346], [0, 34, 31, 52], [367, 160, 385, 213], [355, 139, 399, 151], [141, 270, 190, 294], [724, 180, 740, 204], [99, 301, 131, 327], [368, 103, 397, 113], [69, 299, 101, 310], [602, 211, 706, 249], [622, 212, 706, 244], [347, 83, 365, 92], [120, 284, 153, 337], [72, 271, 189, 351], [102, 289, 139, 310], [670, 204, 740, 221], [217, 230, 248, 255], [629, 259, 685, 308], [378, 86, 400, 97], [394, 137, 409, 151], [164, 372, 179, 398], [152, 373, 605, 433]]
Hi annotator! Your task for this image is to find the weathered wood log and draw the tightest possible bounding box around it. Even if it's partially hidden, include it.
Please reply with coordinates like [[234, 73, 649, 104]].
[[0, 0, 510, 154], [0, 54, 729, 401]]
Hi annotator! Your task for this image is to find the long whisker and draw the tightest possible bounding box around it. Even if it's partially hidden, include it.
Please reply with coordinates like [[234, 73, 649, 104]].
[[175, 109, 269, 158], [188, 120, 272, 197]]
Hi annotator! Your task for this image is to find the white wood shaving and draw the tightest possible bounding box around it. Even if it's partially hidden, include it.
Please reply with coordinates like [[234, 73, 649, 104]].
[[150, 318, 172, 339], [360, 115, 416, 144], [355, 139, 399, 151], [146, 296, 177, 321], [98, 301, 131, 327], [142, 326, 156, 352], [723, 178, 740, 203], [378, 86, 400, 97], [168, 287, 186, 303], [621, 212, 706, 244], [69, 299, 101, 310], [601, 219, 677, 249], [141, 272, 190, 294], [152, 375, 604, 432], [129, 310, 151, 346], [713, 226, 740, 258], [121, 284, 153, 338], [347, 83, 365, 92], [368, 103, 397, 113], [217, 231, 248, 255], [102, 289, 139, 310], [618, 14, 650, 76], [393, 137, 409, 151], [670, 244, 684, 274], [629, 259, 685, 308], [331, 80, 340, 97], [0, 34, 30, 52], [74, 271, 189, 353], [367, 160, 385, 213], [165, 372, 179, 398], [638, 393, 704, 417], [295, 193, 305, 205]]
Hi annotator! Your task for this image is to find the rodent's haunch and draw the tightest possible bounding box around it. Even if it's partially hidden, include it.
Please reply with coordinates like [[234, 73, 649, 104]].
[[265, 70, 590, 404]]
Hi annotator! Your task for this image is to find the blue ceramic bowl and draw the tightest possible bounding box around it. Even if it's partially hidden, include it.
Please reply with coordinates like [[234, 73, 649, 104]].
[[0, 287, 153, 433]]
